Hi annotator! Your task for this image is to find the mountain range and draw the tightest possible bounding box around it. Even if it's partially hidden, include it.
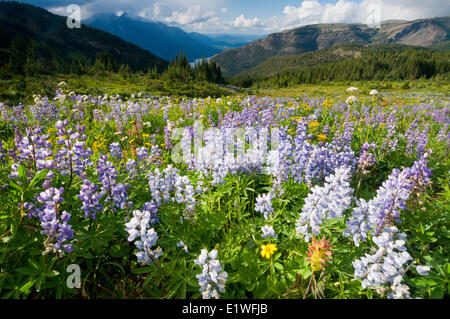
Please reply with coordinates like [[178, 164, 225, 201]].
[[84, 13, 260, 62], [85, 13, 221, 62], [212, 17, 450, 76]]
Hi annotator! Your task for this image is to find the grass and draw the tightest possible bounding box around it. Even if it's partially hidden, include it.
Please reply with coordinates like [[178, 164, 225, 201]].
[[0, 73, 241, 105], [253, 80, 450, 100]]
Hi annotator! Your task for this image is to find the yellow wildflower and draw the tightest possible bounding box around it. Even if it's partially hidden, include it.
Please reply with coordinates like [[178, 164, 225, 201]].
[[309, 120, 320, 128], [317, 134, 327, 141], [261, 244, 277, 259]]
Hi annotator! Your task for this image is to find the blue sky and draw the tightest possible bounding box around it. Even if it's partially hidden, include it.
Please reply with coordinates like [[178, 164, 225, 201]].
[[13, 0, 450, 34]]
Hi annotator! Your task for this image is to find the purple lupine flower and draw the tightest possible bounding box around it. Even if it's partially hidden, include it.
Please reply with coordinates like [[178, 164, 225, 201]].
[[77, 174, 103, 219], [358, 142, 377, 174], [344, 152, 432, 246], [54, 120, 93, 177], [0, 140, 6, 164], [10, 126, 54, 180], [109, 142, 122, 160], [97, 153, 131, 211], [36, 187, 74, 256]]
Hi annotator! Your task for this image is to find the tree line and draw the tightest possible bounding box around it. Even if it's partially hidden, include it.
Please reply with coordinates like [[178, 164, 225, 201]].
[[231, 48, 450, 88], [0, 31, 224, 85]]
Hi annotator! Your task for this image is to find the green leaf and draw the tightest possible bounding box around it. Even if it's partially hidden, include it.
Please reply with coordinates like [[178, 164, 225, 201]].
[[28, 258, 40, 271], [43, 270, 59, 278], [16, 267, 39, 276], [109, 244, 129, 258], [29, 169, 49, 188], [17, 165, 27, 182], [165, 281, 183, 299], [8, 181, 22, 192], [430, 285, 445, 299], [131, 267, 154, 274], [10, 221, 18, 236], [273, 262, 283, 272], [410, 276, 439, 287], [19, 279, 36, 294], [35, 276, 45, 292]]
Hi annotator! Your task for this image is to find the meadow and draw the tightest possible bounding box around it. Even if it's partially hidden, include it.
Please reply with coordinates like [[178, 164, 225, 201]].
[[0, 83, 448, 299]]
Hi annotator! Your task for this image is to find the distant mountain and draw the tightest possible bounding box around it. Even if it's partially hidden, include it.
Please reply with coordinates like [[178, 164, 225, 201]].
[[85, 13, 221, 62], [212, 17, 450, 76], [0, 2, 168, 75]]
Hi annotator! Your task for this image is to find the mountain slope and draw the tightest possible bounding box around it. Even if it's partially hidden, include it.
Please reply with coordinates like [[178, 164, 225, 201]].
[[85, 13, 221, 61], [0, 2, 168, 76], [232, 44, 450, 87], [212, 17, 450, 76]]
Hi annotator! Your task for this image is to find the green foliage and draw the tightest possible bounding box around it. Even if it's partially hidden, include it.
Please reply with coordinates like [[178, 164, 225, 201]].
[[163, 52, 224, 85]]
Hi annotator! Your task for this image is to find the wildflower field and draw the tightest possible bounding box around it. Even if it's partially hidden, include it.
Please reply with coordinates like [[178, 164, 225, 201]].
[[0, 84, 448, 299]]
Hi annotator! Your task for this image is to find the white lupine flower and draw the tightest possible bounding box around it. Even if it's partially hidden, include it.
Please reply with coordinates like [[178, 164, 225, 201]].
[[416, 265, 431, 276], [261, 225, 277, 238], [346, 95, 358, 105], [125, 209, 162, 265], [295, 166, 353, 241], [195, 249, 228, 299], [352, 228, 413, 299], [346, 86, 359, 93]]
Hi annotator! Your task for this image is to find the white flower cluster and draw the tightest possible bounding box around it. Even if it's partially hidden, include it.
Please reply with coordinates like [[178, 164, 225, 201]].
[[295, 166, 353, 242], [255, 192, 274, 220], [352, 227, 413, 298], [125, 209, 162, 265], [261, 225, 277, 239], [194, 249, 228, 299], [352, 226, 431, 299], [174, 175, 196, 219]]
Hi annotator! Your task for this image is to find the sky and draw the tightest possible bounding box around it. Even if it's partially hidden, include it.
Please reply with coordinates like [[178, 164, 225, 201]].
[[13, 0, 450, 34]]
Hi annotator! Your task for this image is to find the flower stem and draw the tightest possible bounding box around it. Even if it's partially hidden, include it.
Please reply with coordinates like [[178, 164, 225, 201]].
[[303, 271, 315, 299]]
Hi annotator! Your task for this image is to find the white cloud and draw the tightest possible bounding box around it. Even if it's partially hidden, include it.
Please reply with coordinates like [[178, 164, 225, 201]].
[[232, 14, 261, 28], [47, 0, 450, 33], [275, 0, 450, 31], [161, 5, 215, 24]]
